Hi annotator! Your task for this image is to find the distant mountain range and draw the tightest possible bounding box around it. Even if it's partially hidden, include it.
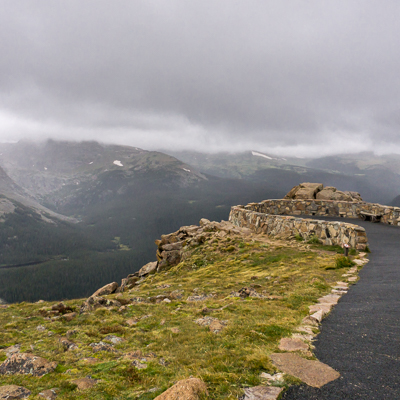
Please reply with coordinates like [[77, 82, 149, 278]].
[[1, 140, 399, 303], [164, 150, 400, 205]]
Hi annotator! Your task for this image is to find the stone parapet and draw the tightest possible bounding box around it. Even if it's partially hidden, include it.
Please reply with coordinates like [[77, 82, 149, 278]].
[[229, 206, 368, 250], [243, 199, 400, 226]]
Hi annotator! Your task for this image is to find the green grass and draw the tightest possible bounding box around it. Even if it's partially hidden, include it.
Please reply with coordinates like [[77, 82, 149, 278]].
[[0, 233, 354, 399]]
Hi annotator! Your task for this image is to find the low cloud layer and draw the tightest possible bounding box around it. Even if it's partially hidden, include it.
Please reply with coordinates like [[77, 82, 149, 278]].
[[1, 0, 399, 156]]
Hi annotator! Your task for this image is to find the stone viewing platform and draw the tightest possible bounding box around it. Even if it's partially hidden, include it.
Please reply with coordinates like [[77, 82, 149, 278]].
[[226, 182, 400, 250], [229, 206, 368, 250]]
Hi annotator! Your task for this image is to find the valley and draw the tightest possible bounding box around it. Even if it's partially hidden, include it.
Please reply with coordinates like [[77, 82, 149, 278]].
[[1, 140, 399, 304]]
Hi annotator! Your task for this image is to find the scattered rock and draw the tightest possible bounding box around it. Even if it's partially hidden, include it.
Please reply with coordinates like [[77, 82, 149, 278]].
[[91, 282, 118, 297], [80, 296, 121, 313], [186, 294, 215, 302], [0, 353, 57, 377], [231, 287, 264, 299], [169, 327, 181, 334], [61, 312, 77, 321], [51, 302, 73, 314], [132, 359, 148, 369], [72, 377, 97, 390], [270, 353, 340, 388], [59, 337, 78, 351], [82, 357, 99, 364], [259, 372, 284, 382], [66, 330, 77, 339], [240, 385, 283, 400], [119, 275, 140, 291], [37, 325, 46, 331], [209, 320, 226, 334], [0, 385, 31, 399], [195, 316, 227, 333], [38, 388, 58, 400], [149, 295, 171, 303], [154, 378, 208, 400], [279, 337, 309, 352], [89, 342, 117, 353], [104, 335, 125, 344], [126, 318, 139, 326], [4, 344, 21, 358]]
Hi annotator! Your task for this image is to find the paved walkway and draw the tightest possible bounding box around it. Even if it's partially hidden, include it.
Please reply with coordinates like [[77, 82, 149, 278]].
[[282, 217, 400, 400]]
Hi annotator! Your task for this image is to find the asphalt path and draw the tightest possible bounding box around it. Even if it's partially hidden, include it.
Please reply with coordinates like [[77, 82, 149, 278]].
[[282, 217, 400, 400]]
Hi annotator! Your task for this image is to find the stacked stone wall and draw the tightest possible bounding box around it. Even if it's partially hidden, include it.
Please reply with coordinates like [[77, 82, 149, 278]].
[[229, 206, 369, 250], [243, 199, 400, 226]]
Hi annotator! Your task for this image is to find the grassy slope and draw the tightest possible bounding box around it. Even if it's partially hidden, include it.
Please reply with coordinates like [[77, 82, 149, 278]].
[[0, 231, 361, 399]]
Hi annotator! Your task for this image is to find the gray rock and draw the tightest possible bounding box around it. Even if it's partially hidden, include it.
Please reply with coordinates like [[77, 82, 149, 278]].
[[38, 389, 58, 400], [92, 282, 118, 297], [138, 261, 158, 277], [0, 353, 57, 377], [240, 386, 283, 400]]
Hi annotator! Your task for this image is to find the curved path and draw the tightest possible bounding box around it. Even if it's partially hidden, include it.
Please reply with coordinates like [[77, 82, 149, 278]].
[[282, 217, 400, 400]]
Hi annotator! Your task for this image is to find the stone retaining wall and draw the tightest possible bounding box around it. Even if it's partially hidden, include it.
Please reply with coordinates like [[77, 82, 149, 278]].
[[241, 199, 400, 225], [229, 206, 368, 250]]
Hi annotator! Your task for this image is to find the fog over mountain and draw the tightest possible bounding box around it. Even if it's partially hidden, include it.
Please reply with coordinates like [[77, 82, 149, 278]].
[[1, 1, 400, 156]]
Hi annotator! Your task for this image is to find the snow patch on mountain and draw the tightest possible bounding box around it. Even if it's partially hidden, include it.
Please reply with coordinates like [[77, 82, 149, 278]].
[[113, 160, 123, 167], [252, 151, 275, 160]]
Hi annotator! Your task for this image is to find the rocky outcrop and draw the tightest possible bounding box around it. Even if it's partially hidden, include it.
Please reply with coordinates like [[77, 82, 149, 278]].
[[156, 219, 251, 272], [154, 378, 208, 400], [285, 183, 362, 202], [0, 353, 57, 377]]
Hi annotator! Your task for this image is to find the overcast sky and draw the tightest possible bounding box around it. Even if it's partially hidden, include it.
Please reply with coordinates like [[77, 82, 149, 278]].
[[0, 0, 399, 156]]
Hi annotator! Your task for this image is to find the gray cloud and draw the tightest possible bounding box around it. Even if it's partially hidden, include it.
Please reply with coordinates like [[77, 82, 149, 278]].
[[0, 0, 399, 156]]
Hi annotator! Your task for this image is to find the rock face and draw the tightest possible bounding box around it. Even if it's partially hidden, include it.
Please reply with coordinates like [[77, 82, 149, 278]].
[[0, 385, 31, 399], [285, 183, 362, 202], [270, 353, 340, 388], [154, 378, 208, 400], [0, 353, 57, 377]]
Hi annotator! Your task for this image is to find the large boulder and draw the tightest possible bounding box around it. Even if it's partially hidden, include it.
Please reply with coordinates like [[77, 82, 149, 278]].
[[91, 282, 118, 297], [138, 261, 158, 277], [316, 186, 336, 200], [0, 353, 57, 377], [154, 378, 208, 400], [285, 183, 323, 200]]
